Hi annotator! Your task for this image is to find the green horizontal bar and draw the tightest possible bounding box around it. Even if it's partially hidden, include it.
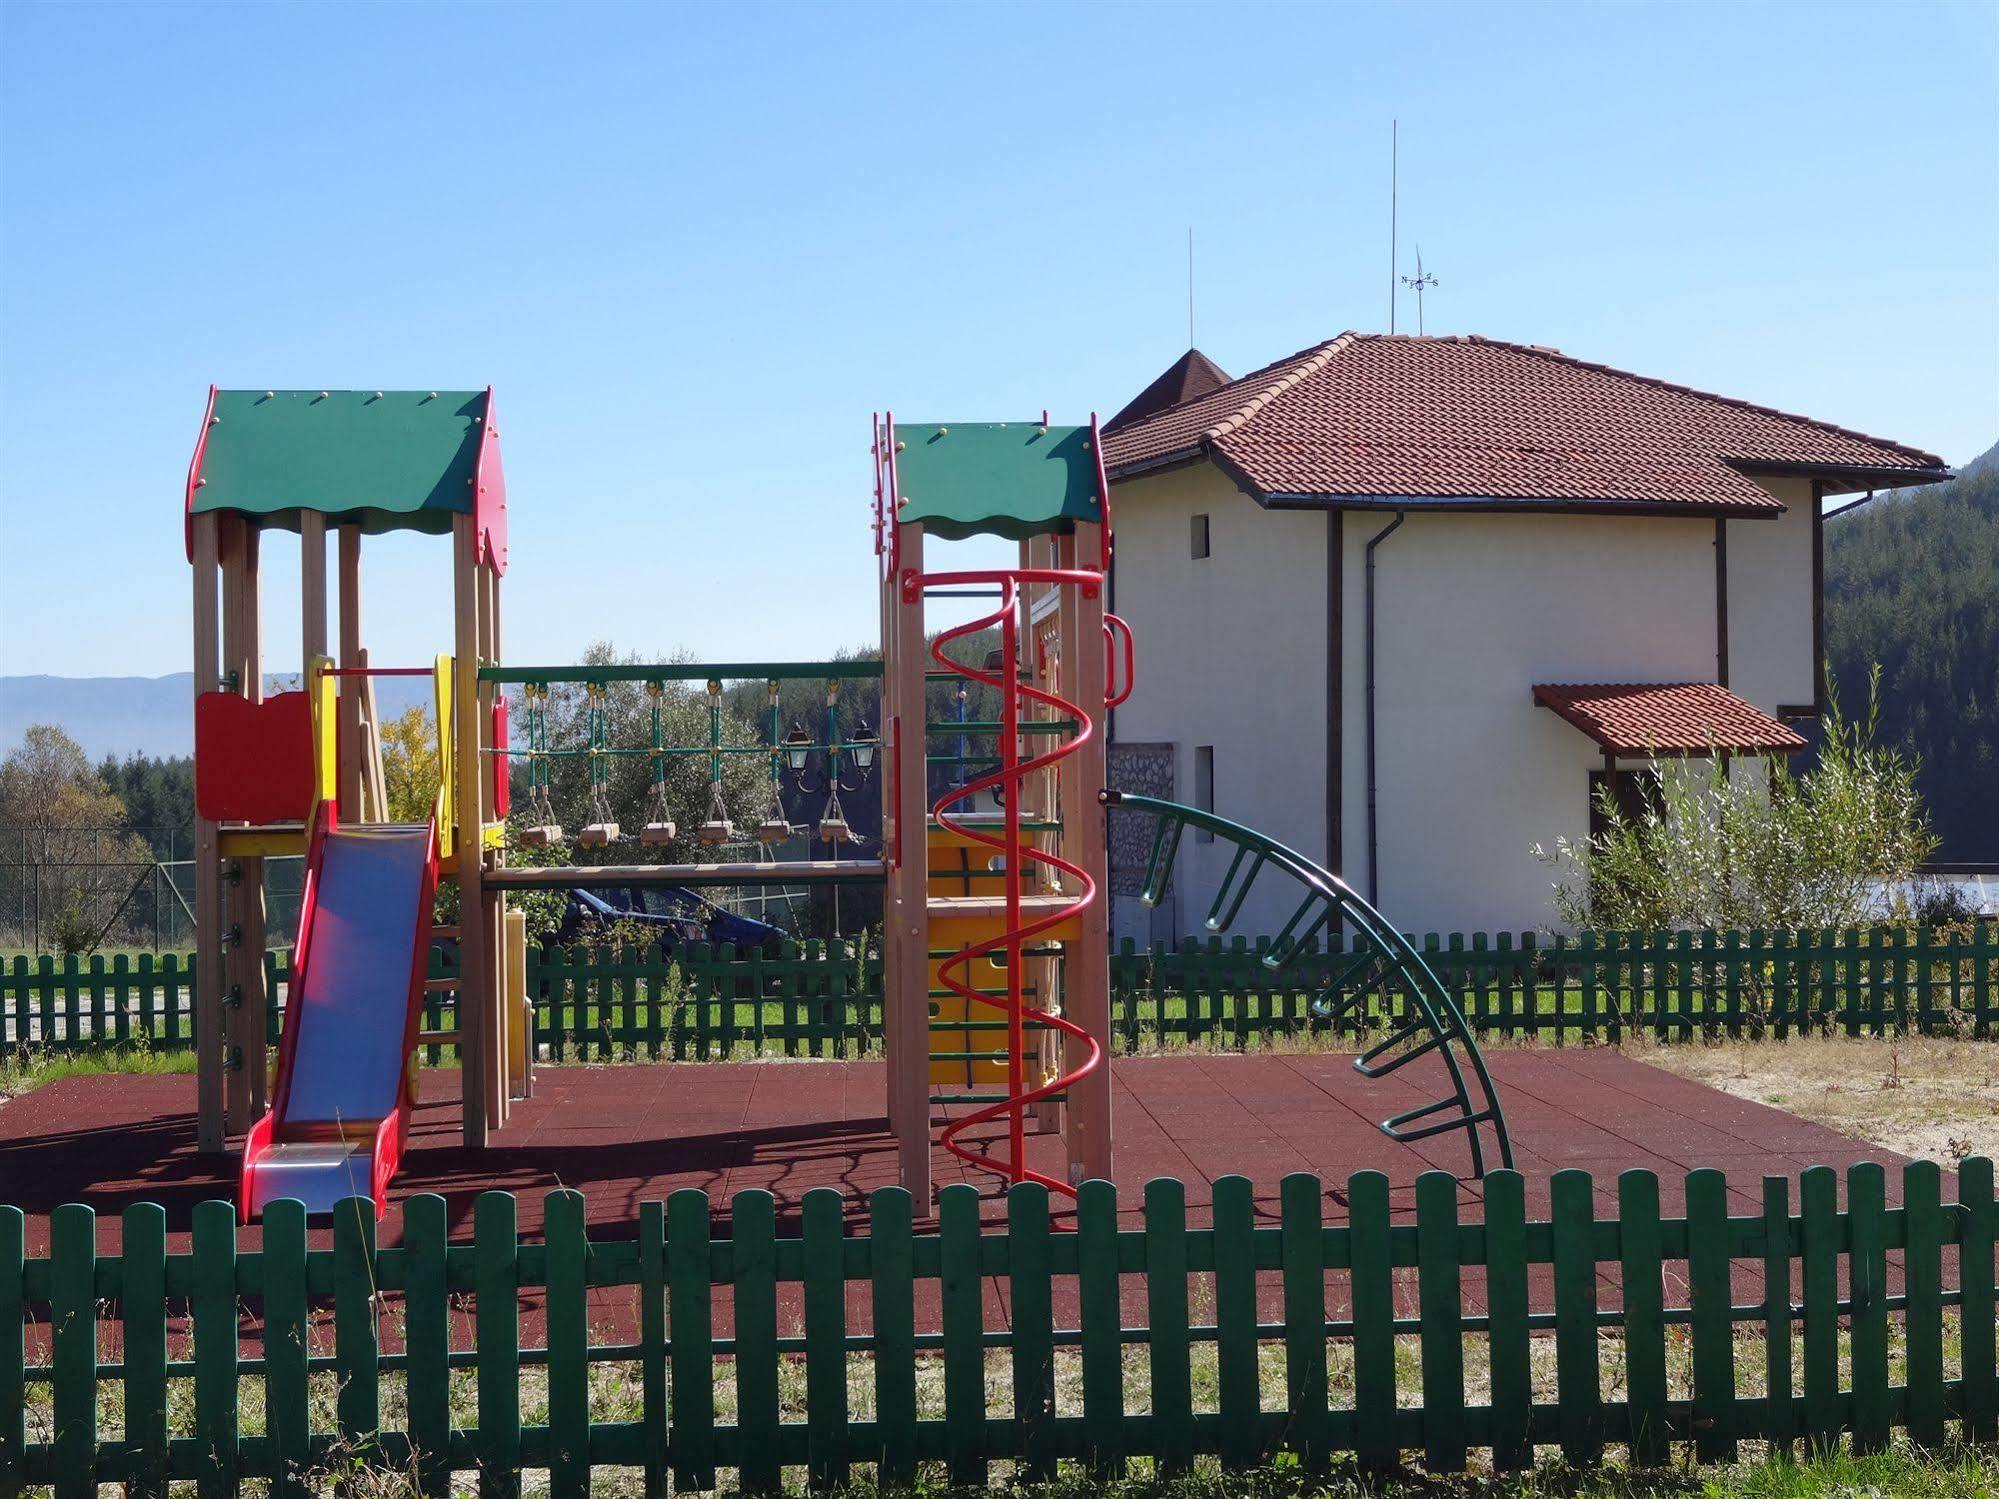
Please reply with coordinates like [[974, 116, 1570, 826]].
[[927, 1050, 1029, 1062], [480, 661, 883, 685], [924, 669, 1032, 682]]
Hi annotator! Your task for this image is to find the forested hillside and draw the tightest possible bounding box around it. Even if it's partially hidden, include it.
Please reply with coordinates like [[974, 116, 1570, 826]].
[[1825, 442, 1998, 860]]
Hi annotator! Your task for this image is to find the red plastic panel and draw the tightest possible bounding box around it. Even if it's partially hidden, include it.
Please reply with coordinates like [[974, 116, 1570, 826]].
[[491, 695, 511, 818], [474, 386, 509, 574], [194, 690, 315, 823]]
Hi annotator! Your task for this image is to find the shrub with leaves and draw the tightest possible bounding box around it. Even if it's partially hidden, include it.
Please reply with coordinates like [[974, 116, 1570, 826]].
[[1538, 669, 1935, 931]]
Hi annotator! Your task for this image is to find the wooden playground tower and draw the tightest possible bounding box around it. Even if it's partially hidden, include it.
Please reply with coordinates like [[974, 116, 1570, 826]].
[[184, 388, 521, 1156], [875, 415, 1128, 1202], [183, 387, 1135, 1206]]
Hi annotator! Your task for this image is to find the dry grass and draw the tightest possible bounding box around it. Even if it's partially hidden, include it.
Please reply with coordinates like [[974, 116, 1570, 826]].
[[1627, 1031, 1999, 1169]]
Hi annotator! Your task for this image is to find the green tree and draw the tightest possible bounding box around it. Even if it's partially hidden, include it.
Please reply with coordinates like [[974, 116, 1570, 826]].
[[1825, 444, 1999, 860], [1538, 674, 1935, 930], [378, 705, 442, 824], [0, 725, 153, 951]]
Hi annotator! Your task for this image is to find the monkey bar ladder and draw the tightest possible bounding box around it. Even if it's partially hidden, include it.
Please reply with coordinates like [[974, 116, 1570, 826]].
[[1105, 791, 1515, 1177]]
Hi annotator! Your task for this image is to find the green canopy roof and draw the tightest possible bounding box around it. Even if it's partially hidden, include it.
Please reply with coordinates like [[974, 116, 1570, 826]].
[[188, 388, 491, 540], [888, 421, 1104, 541]]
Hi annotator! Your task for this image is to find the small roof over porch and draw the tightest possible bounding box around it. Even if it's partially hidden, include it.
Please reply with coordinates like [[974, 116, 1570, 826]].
[[1532, 681, 1807, 756]]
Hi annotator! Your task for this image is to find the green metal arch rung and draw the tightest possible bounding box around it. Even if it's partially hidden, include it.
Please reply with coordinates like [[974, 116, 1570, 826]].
[[1104, 790, 1515, 1177]]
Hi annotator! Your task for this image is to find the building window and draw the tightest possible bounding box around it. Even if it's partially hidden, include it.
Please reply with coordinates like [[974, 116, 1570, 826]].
[[1190, 513, 1210, 559], [1588, 767, 1662, 839], [1194, 745, 1214, 842]]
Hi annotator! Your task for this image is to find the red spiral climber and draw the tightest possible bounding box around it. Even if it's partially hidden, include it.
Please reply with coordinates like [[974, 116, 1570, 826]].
[[915, 566, 1107, 1196]]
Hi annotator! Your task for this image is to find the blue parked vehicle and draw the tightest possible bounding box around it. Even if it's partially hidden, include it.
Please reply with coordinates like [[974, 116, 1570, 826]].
[[555, 884, 783, 951]]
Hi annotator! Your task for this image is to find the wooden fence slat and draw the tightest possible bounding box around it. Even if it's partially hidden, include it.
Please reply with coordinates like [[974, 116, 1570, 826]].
[[801, 1186, 849, 1491], [1482, 1169, 1531, 1470], [1212, 1173, 1260, 1468], [0, 1206, 20, 1485], [261, 1197, 311, 1498], [868, 1187, 917, 1485], [403, 1194, 452, 1497], [1279, 1171, 1328, 1471], [1009, 1181, 1058, 1482], [1617, 1169, 1668, 1464], [1799, 1165, 1840, 1451], [475, 1190, 523, 1497], [121, 1202, 170, 1499], [334, 1198, 380, 1454], [1077, 1178, 1125, 1478], [1847, 1162, 1890, 1453], [1960, 1155, 1997, 1441], [666, 1188, 715, 1492], [1901, 1160, 1945, 1448], [639, 1199, 668, 1499], [49, 1202, 94, 1499], [1349, 1169, 1396, 1471], [938, 1182, 986, 1486], [1686, 1167, 1736, 1461], [192, 1198, 239, 1499], [546, 1187, 592, 1499], [1550, 1168, 1602, 1465], [1760, 1176, 1794, 1454], [1143, 1176, 1194, 1478], [732, 1189, 782, 1493], [1415, 1170, 1465, 1472]]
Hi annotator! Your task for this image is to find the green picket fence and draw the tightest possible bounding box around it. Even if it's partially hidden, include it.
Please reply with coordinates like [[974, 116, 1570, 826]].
[[5, 1157, 1994, 1492], [5, 923, 1995, 1061]]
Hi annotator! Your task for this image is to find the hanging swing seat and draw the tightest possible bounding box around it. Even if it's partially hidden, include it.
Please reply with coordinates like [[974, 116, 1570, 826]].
[[639, 820, 678, 846], [518, 823, 563, 848], [817, 816, 852, 844], [697, 818, 736, 846], [756, 817, 792, 844], [577, 821, 620, 849]]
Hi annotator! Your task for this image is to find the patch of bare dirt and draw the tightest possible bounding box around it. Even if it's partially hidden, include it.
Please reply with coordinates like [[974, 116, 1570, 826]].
[[1628, 1031, 1999, 1168]]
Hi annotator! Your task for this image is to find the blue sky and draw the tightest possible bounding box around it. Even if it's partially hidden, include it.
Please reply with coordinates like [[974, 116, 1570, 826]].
[[2, 1, 1993, 681]]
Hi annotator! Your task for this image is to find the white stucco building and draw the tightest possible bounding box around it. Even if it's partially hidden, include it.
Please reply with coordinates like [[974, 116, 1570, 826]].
[[1100, 334, 1950, 936]]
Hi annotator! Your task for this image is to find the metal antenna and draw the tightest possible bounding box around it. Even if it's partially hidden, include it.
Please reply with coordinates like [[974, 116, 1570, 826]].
[[1401, 245, 1438, 336], [1187, 227, 1195, 346], [1389, 120, 1397, 334]]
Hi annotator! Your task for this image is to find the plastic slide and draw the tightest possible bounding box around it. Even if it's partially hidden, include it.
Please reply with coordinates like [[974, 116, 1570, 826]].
[[240, 804, 439, 1221]]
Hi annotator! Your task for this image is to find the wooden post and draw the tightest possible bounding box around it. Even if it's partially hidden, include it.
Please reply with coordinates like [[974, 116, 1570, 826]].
[[452, 517, 490, 1148], [477, 560, 506, 1129], [220, 520, 270, 1123], [190, 513, 226, 1153], [886, 522, 931, 1202], [1064, 520, 1113, 1184], [337, 526, 363, 819], [300, 512, 328, 669]]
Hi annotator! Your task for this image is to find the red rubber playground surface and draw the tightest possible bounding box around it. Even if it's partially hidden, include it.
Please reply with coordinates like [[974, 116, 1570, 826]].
[[3, 1049, 1941, 1351], [1, 1048, 1915, 1252]]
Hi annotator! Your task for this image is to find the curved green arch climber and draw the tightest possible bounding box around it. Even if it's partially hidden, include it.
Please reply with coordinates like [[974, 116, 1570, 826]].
[[1103, 790, 1515, 1177]]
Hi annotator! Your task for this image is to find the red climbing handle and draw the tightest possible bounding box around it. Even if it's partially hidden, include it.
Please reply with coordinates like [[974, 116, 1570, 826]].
[[1104, 613, 1134, 708]]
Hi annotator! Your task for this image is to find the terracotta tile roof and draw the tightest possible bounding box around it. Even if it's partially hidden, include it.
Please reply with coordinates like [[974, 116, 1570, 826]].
[[1532, 682, 1808, 756], [1102, 333, 1949, 513]]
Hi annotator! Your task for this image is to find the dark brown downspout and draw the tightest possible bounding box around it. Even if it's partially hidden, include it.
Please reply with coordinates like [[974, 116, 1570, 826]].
[[1326, 510, 1343, 876], [1364, 509, 1406, 904], [1714, 517, 1729, 688], [1811, 479, 1826, 714]]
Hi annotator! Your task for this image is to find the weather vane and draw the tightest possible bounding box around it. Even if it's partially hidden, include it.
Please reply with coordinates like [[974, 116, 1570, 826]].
[[1401, 246, 1438, 337]]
